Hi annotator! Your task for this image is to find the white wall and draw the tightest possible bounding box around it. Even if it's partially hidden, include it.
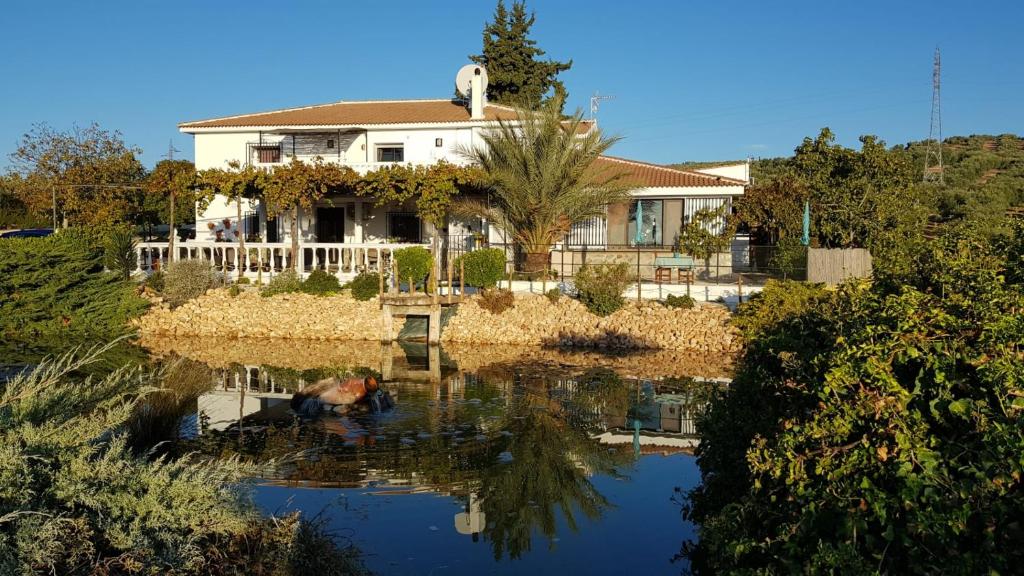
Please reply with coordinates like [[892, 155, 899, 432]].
[[693, 162, 750, 184], [191, 125, 479, 174]]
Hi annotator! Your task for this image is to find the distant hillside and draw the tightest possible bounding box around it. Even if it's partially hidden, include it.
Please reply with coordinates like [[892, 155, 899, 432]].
[[741, 133, 1024, 223], [668, 160, 747, 171]]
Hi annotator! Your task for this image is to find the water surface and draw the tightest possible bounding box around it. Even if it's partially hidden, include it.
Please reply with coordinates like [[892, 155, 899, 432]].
[[69, 338, 730, 575]]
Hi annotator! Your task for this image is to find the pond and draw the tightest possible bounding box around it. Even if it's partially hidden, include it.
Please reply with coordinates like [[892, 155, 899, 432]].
[[13, 337, 731, 575]]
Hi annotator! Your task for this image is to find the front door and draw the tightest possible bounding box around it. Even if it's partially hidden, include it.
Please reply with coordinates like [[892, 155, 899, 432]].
[[316, 207, 345, 243]]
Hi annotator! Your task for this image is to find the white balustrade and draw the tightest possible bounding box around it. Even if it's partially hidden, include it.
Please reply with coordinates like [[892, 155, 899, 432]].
[[136, 240, 425, 282]]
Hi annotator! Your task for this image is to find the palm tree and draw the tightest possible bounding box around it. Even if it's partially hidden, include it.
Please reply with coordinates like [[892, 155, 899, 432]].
[[458, 99, 632, 273]]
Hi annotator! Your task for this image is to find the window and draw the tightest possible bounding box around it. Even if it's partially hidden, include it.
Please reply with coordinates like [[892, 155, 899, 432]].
[[327, 138, 335, 149], [376, 146, 404, 162], [387, 212, 421, 243], [683, 197, 730, 235], [627, 199, 663, 246], [254, 145, 281, 164]]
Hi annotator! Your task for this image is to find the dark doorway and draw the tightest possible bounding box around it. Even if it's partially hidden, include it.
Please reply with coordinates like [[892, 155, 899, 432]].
[[387, 212, 421, 243], [316, 207, 346, 243]]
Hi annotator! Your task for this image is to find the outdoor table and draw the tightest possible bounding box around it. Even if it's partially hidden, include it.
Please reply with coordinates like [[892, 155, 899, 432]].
[[654, 255, 695, 283]]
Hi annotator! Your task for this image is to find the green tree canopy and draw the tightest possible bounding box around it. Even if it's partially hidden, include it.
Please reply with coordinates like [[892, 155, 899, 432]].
[[7, 123, 146, 227], [470, 0, 572, 109], [457, 100, 631, 272]]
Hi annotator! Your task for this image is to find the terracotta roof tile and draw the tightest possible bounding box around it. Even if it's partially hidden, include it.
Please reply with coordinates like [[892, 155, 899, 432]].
[[593, 156, 745, 188], [180, 99, 520, 129]]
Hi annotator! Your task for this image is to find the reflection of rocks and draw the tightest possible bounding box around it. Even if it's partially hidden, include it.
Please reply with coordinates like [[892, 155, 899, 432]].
[[443, 294, 741, 353], [443, 343, 734, 380], [140, 334, 385, 370], [140, 335, 734, 381]]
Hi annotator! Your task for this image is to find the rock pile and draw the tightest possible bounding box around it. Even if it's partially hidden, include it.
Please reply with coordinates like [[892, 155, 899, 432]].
[[135, 289, 395, 340], [136, 289, 741, 354], [442, 294, 741, 353]]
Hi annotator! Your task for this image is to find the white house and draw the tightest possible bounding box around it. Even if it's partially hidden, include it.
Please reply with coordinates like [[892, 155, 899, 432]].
[[155, 65, 747, 280]]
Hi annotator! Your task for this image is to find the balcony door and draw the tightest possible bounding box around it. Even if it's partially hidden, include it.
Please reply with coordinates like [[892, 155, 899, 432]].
[[316, 207, 346, 243]]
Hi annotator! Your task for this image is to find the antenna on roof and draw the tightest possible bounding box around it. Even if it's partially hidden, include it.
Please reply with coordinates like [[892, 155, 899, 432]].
[[590, 91, 615, 122], [455, 64, 489, 99]]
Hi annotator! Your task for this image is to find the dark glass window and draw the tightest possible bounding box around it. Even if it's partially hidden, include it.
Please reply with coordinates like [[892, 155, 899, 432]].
[[387, 212, 421, 243], [627, 199, 664, 246], [377, 146, 404, 162]]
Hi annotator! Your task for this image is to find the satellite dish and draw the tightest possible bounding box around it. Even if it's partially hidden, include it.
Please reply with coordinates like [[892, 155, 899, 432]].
[[455, 64, 488, 98]]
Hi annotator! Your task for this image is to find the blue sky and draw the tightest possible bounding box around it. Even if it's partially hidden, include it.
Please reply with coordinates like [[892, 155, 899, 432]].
[[1, 0, 1021, 169]]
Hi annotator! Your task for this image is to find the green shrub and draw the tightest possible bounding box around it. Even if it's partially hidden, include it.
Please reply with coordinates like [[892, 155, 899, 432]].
[[664, 293, 695, 309], [573, 263, 634, 316], [478, 288, 514, 314], [103, 228, 138, 280], [456, 248, 506, 289], [301, 269, 341, 295], [235, 276, 250, 285], [227, 284, 241, 297], [393, 246, 433, 288], [164, 258, 215, 307], [261, 269, 302, 297], [348, 272, 381, 301], [0, 233, 148, 342], [144, 270, 165, 292], [731, 279, 827, 340], [545, 287, 561, 304], [0, 345, 367, 575]]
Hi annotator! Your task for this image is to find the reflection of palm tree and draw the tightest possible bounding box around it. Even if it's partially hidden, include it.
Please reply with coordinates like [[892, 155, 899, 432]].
[[477, 403, 631, 560]]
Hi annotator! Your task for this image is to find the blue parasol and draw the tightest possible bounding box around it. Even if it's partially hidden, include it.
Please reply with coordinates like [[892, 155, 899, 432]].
[[801, 201, 810, 246]]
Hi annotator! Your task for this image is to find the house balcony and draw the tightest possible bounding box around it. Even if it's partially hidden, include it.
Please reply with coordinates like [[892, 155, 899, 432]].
[[136, 240, 426, 283]]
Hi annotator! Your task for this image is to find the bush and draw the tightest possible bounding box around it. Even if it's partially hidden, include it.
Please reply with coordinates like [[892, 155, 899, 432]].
[[301, 269, 341, 295], [456, 248, 506, 289], [103, 227, 137, 280], [477, 288, 514, 314], [731, 279, 827, 340], [348, 272, 381, 301], [393, 246, 433, 288], [261, 269, 302, 297], [0, 345, 367, 575], [573, 263, 634, 316], [144, 270, 165, 292], [235, 276, 250, 285], [164, 258, 215, 307], [228, 284, 241, 297], [664, 294, 695, 309], [684, 235, 1024, 573], [0, 233, 148, 342], [545, 287, 561, 304]]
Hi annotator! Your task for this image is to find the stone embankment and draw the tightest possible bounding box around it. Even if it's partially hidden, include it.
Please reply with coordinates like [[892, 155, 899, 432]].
[[441, 294, 741, 354], [136, 290, 398, 340], [136, 289, 742, 354]]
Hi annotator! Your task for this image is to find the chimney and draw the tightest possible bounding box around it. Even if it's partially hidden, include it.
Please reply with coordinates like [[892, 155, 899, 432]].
[[470, 67, 485, 119]]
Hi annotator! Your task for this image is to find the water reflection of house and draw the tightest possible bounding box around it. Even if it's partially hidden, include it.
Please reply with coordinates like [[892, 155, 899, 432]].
[[199, 365, 304, 431]]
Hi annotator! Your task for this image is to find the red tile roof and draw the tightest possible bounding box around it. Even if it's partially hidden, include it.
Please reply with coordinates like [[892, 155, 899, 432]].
[[593, 156, 745, 188], [180, 99, 520, 129]]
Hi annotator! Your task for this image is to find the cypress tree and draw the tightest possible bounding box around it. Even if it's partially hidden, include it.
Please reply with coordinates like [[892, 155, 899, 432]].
[[470, 0, 572, 109]]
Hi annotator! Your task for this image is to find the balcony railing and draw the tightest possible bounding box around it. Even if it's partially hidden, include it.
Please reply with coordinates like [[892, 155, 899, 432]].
[[137, 240, 426, 282]]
